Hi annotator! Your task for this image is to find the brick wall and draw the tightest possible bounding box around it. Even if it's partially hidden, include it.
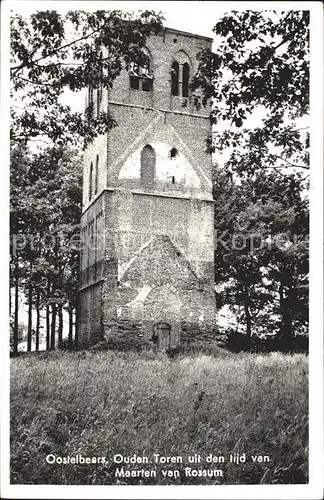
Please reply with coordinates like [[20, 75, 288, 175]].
[[78, 27, 216, 348]]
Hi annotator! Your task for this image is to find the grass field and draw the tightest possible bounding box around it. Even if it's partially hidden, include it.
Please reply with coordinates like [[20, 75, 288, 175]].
[[10, 348, 308, 485]]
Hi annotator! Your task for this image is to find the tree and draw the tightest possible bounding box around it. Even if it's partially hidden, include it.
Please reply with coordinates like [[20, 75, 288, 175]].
[[191, 11, 309, 346], [191, 10, 309, 177], [213, 165, 308, 341], [213, 166, 274, 338], [11, 9, 163, 147], [10, 143, 34, 353], [10, 143, 83, 351]]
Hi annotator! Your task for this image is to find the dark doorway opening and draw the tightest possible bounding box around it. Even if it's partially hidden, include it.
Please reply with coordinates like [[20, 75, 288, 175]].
[[152, 322, 171, 350]]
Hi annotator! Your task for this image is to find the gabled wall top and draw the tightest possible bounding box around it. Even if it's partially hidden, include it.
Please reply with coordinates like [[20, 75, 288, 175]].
[[163, 26, 213, 43]]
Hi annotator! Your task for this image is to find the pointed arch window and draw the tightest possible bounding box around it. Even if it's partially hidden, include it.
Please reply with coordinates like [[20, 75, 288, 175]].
[[130, 51, 153, 92], [171, 61, 179, 96], [89, 162, 93, 200], [182, 62, 190, 97], [94, 155, 99, 194], [140, 145, 156, 187], [86, 86, 94, 121], [96, 50, 103, 117]]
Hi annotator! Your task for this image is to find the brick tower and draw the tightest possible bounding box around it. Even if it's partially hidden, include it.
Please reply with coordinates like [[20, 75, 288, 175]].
[[78, 27, 216, 349]]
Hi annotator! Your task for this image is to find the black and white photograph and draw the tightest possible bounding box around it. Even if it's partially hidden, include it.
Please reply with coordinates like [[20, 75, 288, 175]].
[[1, 1, 323, 498]]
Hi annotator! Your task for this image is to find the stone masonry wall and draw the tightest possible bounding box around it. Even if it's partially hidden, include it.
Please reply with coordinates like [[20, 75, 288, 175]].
[[78, 28, 216, 348]]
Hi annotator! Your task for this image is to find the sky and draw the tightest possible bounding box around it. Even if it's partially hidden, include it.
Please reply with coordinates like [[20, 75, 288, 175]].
[[9, 0, 313, 36], [8, 0, 228, 38]]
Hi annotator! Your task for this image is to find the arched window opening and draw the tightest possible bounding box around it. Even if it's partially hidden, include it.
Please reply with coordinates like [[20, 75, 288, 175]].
[[96, 51, 103, 117], [169, 147, 178, 159], [171, 61, 179, 96], [172, 176, 175, 185], [89, 162, 93, 200], [96, 88, 101, 116], [86, 86, 94, 121], [140, 144, 156, 187], [94, 155, 99, 195], [182, 62, 190, 97], [130, 52, 153, 92]]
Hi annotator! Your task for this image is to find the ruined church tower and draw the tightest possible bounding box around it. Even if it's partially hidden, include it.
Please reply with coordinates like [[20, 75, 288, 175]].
[[78, 27, 216, 349]]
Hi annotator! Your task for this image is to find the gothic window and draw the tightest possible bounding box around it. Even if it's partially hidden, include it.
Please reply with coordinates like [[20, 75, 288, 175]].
[[96, 87, 102, 116], [94, 155, 99, 194], [182, 62, 190, 97], [130, 52, 153, 91], [171, 53, 191, 98], [140, 145, 156, 187], [89, 162, 93, 200], [96, 51, 103, 116], [86, 87, 94, 121], [171, 61, 179, 96]]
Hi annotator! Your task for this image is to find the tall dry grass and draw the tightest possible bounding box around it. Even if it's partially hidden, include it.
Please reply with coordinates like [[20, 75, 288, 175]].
[[10, 349, 308, 484]]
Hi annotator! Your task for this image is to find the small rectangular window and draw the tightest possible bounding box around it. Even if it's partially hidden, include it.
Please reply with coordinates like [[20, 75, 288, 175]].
[[130, 75, 140, 90], [142, 77, 153, 92]]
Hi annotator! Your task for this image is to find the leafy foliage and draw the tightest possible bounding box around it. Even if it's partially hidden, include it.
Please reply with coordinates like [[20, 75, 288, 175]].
[[190, 11, 310, 341], [10, 143, 82, 350], [192, 10, 309, 176], [11, 9, 163, 146], [213, 165, 308, 339]]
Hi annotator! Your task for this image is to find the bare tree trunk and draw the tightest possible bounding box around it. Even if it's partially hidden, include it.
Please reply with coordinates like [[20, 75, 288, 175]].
[[68, 304, 73, 350], [243, 289, 252, 338], [27, 279, 33, 352], [46, 281, 50, 350], [13, 260, 19, 354], [74, 305, 79, 349], [50, 303, 57, 350], [58, 305, 63, 348], [35, 289, 40, 351], [279, 283, 293, 339]]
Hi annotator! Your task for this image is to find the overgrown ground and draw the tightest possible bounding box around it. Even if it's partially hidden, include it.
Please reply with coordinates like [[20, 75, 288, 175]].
[[10, 348, 308, 485]]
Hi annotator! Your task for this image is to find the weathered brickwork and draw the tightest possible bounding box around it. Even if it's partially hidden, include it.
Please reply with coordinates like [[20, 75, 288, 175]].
[[78, 27, 216, 349]]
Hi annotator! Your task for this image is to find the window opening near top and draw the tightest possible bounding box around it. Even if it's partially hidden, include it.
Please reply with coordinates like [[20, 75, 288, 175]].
[[171, 61, 179, 96], [94, 155, 99, 194], [130, 52, 153, 92], [89, 162, 93, 200], [182, 62, 190, 97], [87, 86, 94, 120]]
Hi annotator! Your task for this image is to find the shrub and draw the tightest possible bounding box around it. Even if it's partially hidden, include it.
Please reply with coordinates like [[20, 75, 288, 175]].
[[224, 330, 309, 354], [91, 332, 153, 352], [166, 339, 231, 359], [225, 330, 254, 352]]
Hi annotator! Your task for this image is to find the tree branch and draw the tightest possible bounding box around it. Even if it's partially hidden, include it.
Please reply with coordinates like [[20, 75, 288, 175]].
[[274, 155, 309, 170], [263, 159, 309, 171], [12, 75, 59, 88], [10, 19, 109, 77]]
